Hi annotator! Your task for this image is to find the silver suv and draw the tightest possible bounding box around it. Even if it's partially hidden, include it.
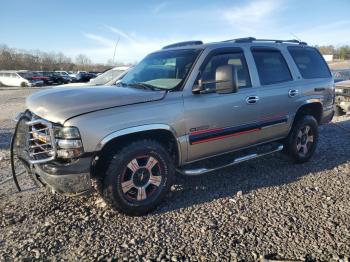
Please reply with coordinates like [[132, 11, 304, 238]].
[[14, 37, 335, 215]]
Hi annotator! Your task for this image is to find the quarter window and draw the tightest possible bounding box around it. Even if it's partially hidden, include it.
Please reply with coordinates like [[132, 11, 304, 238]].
[[252, 49, 292, 85], [288, 46, 331, 79], [201, 52, 251, 90]]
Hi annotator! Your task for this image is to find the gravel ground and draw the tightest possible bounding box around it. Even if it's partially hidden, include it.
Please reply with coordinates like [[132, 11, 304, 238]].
[[1, 88, 350, 261]]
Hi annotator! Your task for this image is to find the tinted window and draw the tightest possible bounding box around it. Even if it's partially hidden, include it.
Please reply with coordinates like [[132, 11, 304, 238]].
[[201, 52, 251, 90], [252, 49, 292, 85], [288, 47, 331, 79]]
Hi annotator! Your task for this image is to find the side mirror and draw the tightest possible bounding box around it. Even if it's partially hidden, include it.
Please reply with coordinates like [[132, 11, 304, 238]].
[[215, 65, 238, 94], [192, 78, 203, 93]]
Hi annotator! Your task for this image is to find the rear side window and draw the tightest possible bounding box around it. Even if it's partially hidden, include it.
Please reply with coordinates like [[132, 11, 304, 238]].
[[288, 47, 331, 79], [252, 49, 292, 85]]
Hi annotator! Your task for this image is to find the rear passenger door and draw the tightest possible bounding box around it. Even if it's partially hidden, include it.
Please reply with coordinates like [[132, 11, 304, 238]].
[[250, 47, 296, 142]]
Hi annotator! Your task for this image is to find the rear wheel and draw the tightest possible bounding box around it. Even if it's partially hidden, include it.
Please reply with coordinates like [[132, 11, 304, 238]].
[[285, 115, 319, 163], [102, 140, 175, 216]]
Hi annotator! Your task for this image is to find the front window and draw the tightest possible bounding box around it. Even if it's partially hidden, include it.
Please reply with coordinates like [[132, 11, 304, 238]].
[[118, 49, 201, 90], [201, 52, 252, 90]]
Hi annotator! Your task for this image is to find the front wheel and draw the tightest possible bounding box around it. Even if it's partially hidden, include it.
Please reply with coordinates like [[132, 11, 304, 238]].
[[102, 140, 175, 216], [285, 115, 319, 163]]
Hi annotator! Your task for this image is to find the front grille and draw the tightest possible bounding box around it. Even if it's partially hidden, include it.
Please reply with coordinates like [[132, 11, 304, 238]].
[[26, 117, 56, 164]]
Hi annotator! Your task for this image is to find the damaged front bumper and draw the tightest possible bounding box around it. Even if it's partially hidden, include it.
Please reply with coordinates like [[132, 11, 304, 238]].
[[14, 111, 93, 196], [31, 156, 93, 196]]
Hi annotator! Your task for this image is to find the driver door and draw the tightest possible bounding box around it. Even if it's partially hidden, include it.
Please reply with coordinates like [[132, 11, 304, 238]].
[[184, 48, 261, 162]]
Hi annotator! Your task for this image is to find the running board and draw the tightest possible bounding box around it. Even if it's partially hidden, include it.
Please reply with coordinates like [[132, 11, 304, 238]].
[[178, 144, 284, 176]]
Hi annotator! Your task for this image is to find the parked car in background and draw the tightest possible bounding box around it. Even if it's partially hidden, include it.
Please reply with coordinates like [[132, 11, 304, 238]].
[[32, 71, 54, 86], [332, 69, 350, 83], [55, 71, 72, 82], [0, 70, 43, 87], [89, 71, 102, 76], [75, 71, 96, 82], [58, 66, 129, 87], [42, 71, 70, 85], [335, 80, 350, 115]]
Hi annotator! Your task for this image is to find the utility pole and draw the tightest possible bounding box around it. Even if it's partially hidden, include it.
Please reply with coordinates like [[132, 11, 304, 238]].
[[112, 36, 120, 66]]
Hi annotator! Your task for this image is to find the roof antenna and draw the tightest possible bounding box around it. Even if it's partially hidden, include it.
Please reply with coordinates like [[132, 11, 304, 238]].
[[112, 36, 120, 65], [290, 33, 301, 42]]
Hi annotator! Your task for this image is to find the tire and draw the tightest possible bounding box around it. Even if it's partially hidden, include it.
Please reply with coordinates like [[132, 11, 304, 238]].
[[334, 105, 345, 116], [285, 115, 319, 163], [102, 139, 175, 216], [20, 82, 28, 88]]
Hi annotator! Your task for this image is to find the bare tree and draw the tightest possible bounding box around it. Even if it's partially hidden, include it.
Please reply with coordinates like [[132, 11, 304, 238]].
[[0, 44, 133, 72], [75, 54, 92, 71]]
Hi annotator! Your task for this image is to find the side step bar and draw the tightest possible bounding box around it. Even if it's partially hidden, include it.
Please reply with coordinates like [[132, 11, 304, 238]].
[[178, 144, 284, 176]]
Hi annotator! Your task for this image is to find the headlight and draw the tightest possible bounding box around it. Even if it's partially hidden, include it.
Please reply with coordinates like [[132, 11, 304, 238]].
[[335, 88, 343, 94], [54, 126, 81, 139], [54, 126, 84, 159]]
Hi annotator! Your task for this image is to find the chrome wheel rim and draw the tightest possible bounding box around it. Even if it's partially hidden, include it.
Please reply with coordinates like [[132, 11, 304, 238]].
[[296, 125, 314, 156], [121, 155, 162, 201]]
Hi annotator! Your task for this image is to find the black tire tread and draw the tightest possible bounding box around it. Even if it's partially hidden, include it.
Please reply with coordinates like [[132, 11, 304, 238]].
[[102, 139, 174, 216], [285, 115, 319, 163]]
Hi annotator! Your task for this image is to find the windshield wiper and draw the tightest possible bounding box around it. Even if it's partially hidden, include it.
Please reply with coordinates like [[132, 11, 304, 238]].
[[128, 82, 164, 91]]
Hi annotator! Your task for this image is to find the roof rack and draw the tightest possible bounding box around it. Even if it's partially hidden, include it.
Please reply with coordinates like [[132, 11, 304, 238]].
[[162, 40, 203, 49], [223, 37, 307, 45]]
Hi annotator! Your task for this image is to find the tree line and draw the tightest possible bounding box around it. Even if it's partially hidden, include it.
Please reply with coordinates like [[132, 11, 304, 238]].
[[316, 45, 350, 60], [0, 44, 131, 72], [1, 43, 350, 72]]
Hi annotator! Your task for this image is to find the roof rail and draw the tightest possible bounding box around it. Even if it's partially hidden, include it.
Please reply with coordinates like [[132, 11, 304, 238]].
[[223, 37, 307, 45], [162, 40, 203, 49]]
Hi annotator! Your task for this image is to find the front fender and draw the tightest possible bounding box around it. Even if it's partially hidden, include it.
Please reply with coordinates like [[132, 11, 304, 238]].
[[95, 124, 185, 165]]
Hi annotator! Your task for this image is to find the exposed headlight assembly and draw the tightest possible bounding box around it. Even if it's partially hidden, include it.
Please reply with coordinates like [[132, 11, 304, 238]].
[[335, 88, 343, 94], [54, 126, 84, 159], [54, 126, 81, 139]]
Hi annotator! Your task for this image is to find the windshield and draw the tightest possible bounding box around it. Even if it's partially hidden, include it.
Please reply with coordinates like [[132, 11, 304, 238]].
[[119, 49, 200, 90], [90, 68, 126, 85]]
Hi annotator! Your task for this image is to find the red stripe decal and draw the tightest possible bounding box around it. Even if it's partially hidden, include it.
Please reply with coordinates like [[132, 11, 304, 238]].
[[189, 127, 224, 135], [191, 128, 260, 145]]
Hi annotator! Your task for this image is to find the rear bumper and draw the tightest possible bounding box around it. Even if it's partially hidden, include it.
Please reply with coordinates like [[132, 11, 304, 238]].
[[33, 156, 92, 196], [321, 106, 334, 124]]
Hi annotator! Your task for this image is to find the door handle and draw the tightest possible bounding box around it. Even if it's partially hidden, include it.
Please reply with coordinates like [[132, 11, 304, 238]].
[[246, 96, 259, 104], [314, 87, 325, 92], [288, 89, 299, 97]]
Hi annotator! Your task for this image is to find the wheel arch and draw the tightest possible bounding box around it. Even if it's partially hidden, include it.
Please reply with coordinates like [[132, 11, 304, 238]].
[[294, 100, 323, 125], [92, 124, 182, 178]]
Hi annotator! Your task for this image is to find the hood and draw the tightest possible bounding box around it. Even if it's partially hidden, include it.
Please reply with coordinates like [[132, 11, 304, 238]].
[[57, 82, 90, 87], [26, 86, 166, 124]]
